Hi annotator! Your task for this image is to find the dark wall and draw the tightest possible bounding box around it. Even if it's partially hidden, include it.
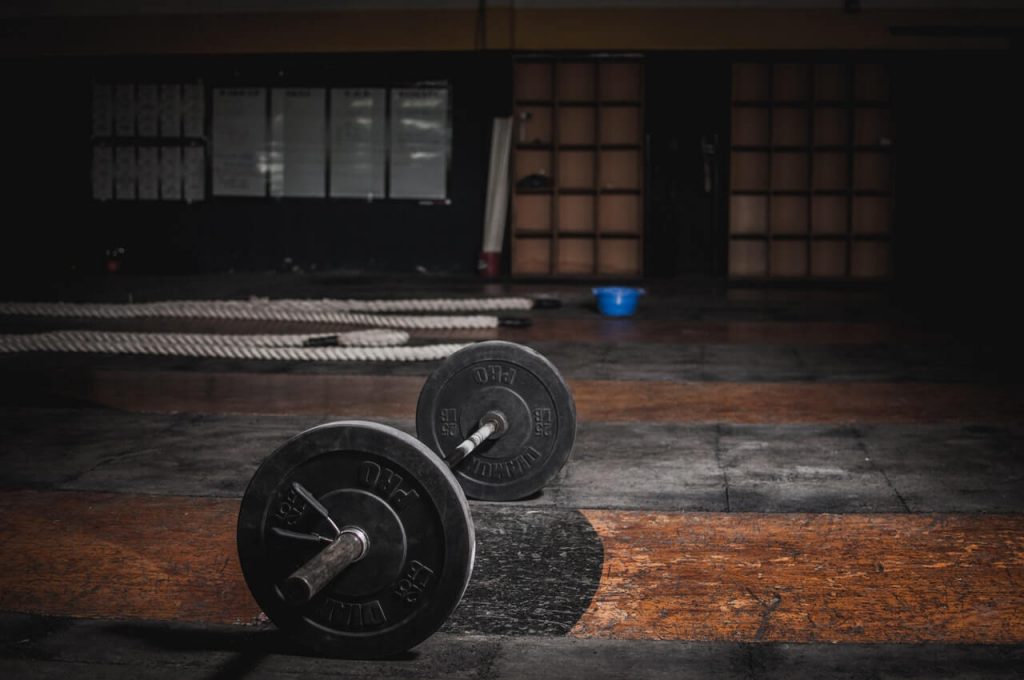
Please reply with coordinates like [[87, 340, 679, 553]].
[[3, 47, 1021, 286], [1, 52, 511, 276], [892, 49, 1023, 305]]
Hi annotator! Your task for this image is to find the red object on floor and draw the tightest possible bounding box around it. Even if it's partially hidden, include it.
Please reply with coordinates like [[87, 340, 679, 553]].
[[478, 251, 500, 277]]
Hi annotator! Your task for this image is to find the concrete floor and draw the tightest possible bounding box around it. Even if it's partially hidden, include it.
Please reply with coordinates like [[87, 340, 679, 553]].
[[1, 274, 1022, 678]]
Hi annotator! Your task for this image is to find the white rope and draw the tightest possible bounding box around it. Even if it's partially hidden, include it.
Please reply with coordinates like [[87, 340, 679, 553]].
[[0, 330, 469, 362], [0, 303, 499, 329], [1, 329, 410, 348], [0, 296, 536, 324], [0, 296, 540, 361]]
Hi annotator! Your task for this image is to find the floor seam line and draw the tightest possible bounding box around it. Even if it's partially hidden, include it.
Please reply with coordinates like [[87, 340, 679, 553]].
[[714, 423, 731, 513], [855, 431, 911, 513]]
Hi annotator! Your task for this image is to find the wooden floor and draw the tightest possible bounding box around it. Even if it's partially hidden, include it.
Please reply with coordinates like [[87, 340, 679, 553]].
[[576, 510, 1024, 643], [12, 369, 1023, 424], [1, 277, 1022, 678], [3, 490, 1022, 644]]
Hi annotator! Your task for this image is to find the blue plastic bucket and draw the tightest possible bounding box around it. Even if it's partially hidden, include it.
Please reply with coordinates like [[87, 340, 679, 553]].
[[593, 287, 645, 317]]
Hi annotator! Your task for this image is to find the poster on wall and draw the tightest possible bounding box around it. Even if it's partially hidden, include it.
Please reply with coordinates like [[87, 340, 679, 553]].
[[211, 88, 266, 197], [114, 146, 136, 199], [160, 146, 182, 200], [269, 88, 326, 198], [92, 145, 113, 201], [114, 84, 135, 137], [159, 84, 182, 138], [137, 147, 159, 199], [137, 85, 159, 137], [92, 85, 113, 138], [388, 87, 449, 200], [329, 88, 386, 199], [183, 82, 205, 138], [184, 144, 206, 202]]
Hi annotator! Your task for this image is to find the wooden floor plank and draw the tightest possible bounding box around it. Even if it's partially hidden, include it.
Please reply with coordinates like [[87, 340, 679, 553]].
[[2, 491, 1023, 643], [572, 381, 1024, 424], [13, 369, 1024, 424], [0, 316, 923, 345], [520, 319, 927, 345], [574, 510, 1024, 644], [0, 490, 259, 625]]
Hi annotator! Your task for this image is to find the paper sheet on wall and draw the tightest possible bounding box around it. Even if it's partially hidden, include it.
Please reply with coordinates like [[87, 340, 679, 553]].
[[160, 146, 182, 200], [183, 82, 205, 138], [114, 146, 136, 200], [137, 147, 159, 200], [92, 145, 113, 201], [211, 88, 266, 197], [137, 85, 159, 138], [184, 145, 206, 202], [269, 88, 326, 198], [389, 87, 449, 200], [159, 84, 181, 138], [329, 88, 385, 199], [114, 84, 135, 137], [92, 85, 113, 138]]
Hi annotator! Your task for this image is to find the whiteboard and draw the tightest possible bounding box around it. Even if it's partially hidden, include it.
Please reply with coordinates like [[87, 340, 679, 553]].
[[159, 84, 181, 138], [184, 145, 206, 203], [137, 85, 159, 138], [212, 88, 266, 197], [329, 88, 386, 199], [114, 146, 136, 200], [114, 84, 135, 137], [137, 147, 159, 200], [183, 82, 205, 138], [160, 147, 182, 200], [389, 87, 449, 200], [269, 88, 326, 198], [92, 145, 113, 201]]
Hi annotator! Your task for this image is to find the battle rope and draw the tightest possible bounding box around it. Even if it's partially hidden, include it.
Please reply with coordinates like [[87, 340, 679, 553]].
[[0, 296, 557, 325], [0, 330, 469, 362], [0, 296, 556, 361]]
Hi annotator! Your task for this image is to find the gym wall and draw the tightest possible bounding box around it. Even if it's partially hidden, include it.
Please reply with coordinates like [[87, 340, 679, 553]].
[[1, 5, 1020, 280], [1, 52, 510, 275]]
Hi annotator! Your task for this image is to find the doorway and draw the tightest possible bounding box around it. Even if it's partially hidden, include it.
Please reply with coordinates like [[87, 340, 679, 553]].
[[644, 53, 732, 279]]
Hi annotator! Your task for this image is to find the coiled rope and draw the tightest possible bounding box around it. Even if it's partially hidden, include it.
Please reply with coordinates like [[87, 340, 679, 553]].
[[0, 330, 469, 362]]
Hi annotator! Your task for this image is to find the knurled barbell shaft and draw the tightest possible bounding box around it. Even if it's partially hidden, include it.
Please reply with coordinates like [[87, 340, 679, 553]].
[[455, 420, 496, 457], [283, 527, 369, 605], [447, 411, 508, 468]]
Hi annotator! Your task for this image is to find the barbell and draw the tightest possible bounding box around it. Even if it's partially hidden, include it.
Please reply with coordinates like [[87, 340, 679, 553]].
[[236, 341, 575, 657]]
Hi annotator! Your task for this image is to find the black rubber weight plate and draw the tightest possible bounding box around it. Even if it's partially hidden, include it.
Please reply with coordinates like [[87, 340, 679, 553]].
[[237, 421, 475, 658], [416, 341, 577, 501]]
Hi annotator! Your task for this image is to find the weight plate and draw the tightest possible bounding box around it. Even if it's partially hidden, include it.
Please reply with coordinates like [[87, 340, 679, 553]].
[[237, 421, 475, 658], [416, 341, 576, 501]]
